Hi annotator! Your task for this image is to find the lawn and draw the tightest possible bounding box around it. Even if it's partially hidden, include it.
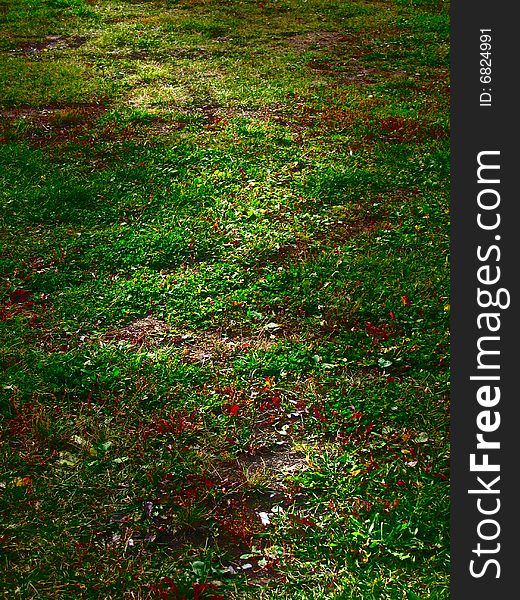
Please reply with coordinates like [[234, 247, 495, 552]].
[[0, 1, 450, 598]]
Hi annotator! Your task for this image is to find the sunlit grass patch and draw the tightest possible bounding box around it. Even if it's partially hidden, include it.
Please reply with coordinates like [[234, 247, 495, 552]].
[[0, 57, 111, 107]]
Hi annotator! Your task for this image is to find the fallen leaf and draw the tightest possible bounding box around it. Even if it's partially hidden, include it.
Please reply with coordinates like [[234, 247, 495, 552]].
[[258, 512, 270, 526], [12, 476, 32, 488]]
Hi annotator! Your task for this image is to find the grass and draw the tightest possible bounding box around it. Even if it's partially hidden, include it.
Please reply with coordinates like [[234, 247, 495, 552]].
[[0, 0, 449, 598]]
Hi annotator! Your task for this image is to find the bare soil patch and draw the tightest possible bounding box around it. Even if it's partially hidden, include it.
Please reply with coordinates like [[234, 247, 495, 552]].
[[102, 317, 298, 362], [259, 215, 381, 270], [237, 447, 308, 478], [101, 447, 306, 583], [0, 104, 107, 145], [103, 315, 172, 347], [14, 34, 89, 55], [287, 31, 348, 52]]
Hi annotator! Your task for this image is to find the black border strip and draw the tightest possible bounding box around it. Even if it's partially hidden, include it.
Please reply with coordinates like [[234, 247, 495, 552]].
[[451, 1, 519, 596]]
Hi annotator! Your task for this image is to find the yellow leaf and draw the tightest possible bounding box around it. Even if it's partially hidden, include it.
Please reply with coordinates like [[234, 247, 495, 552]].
[[12, 476, 32, 488]]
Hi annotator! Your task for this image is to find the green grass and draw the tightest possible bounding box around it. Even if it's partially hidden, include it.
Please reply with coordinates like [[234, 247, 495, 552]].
[[0, 0, 449, 598]]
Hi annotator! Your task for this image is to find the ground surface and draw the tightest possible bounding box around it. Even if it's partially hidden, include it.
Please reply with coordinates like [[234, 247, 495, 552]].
[[0, 1, 449, 598]]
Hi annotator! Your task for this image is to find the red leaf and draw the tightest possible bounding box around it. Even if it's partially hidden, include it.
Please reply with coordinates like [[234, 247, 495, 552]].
[[229, 404, 239, 417], [193, 583, 210, 600], [313, 407, 326, 422], [365, 321, 389, 339], [9, 289, 32, 305]]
